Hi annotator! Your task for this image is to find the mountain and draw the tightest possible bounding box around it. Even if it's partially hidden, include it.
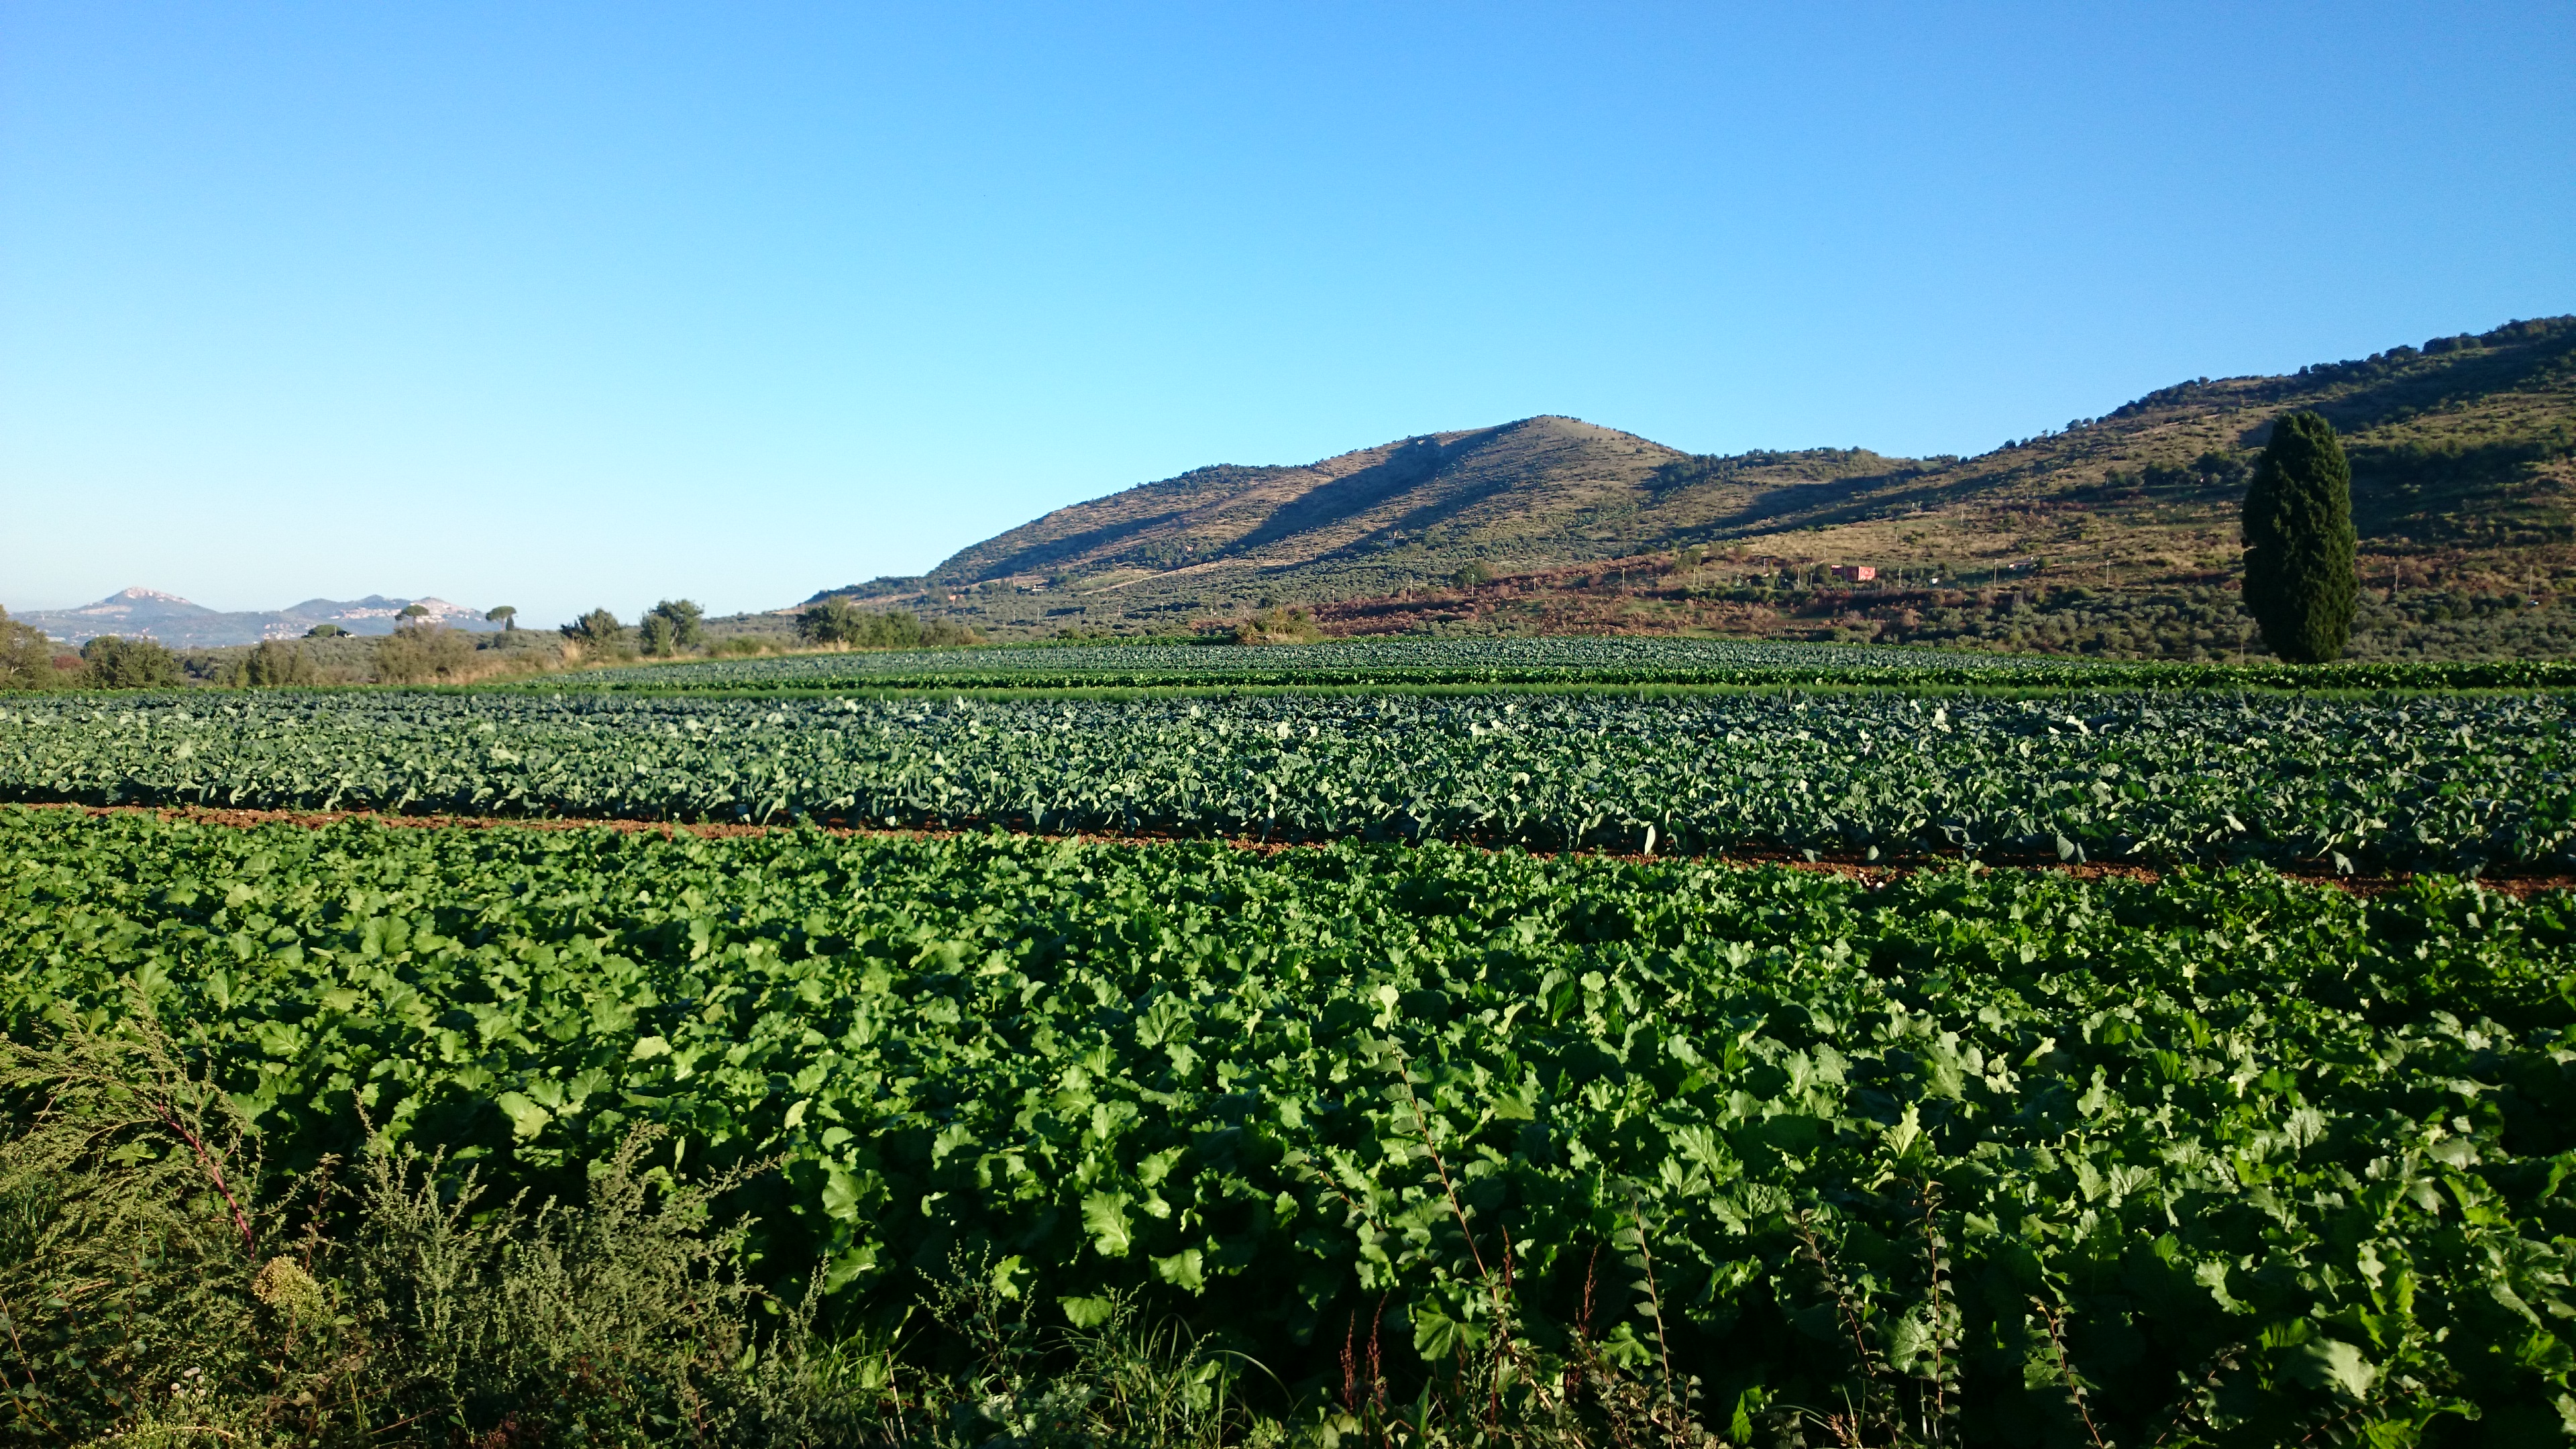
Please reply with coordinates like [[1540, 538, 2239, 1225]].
[[809, 314, 2573, 640], [12, 589, 497, 648]]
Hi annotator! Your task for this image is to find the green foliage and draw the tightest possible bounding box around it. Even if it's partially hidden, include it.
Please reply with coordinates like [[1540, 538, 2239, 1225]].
[[369, 625, 475, 686], [0, 608, 71, 692], [1453, 561, 1495, 589], [2098, 449, 2253, 499], [484, 605, 518, 631], [3, 687, 2572, 871], [798, 598, 863, 644], [305, 623, 346, 639], [561, 608, 629, 651], [797, 600, 975, 649], [1232, 605, 1324, 645], [0, 1011, 876, 1446], [1878, 580, 2576, 662], [639, 612, 682, 657], [2245, 412, 2359, 663], [78, 635, 184, 690], [557, 635, 2576, 692], [5, 811, 2575, 1442], [641, 598, 708, 657], [233, 639, 315, 688]]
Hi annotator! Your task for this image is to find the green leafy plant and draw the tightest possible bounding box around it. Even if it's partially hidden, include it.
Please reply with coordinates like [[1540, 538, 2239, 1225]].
[[5, 810, 2574, 1442], [546, 635, 2576, 692], [4, 685, 2570, 872], [0, 1004, 884, 1446]]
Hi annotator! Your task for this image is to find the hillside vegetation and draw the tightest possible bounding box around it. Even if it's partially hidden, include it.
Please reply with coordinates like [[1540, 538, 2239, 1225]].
[[816, 316, 2575, 657]]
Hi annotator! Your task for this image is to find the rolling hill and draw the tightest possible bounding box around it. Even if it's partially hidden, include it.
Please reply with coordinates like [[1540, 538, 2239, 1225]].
[[811, 314, 2576, 655], [13, 589, 498, 647]]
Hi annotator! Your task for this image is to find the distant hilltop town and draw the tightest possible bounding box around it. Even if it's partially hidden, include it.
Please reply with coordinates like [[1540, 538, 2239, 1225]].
[[9, 588, 496, 648]]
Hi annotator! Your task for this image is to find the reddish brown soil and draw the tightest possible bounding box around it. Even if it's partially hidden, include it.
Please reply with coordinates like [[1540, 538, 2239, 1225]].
[[23, 802, 2572, 900]]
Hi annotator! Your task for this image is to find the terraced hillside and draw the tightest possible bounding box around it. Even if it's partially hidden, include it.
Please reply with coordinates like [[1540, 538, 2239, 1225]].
[[814, 315, 2575, 649]]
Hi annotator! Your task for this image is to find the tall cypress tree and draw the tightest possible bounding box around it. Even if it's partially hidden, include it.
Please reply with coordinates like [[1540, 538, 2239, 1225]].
[[2243, 411, 2357, 663]]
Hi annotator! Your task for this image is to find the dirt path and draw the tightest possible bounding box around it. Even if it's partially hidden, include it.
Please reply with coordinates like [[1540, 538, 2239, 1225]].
[[20, 801, 2572, 900]]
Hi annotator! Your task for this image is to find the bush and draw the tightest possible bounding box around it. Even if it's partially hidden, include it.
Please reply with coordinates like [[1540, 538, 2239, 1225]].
[[0, 608, 71, 690], [559, 608, 629, 652], [641, 600, 707, 657], [0, 1012, 861, 1447], [235, 639, 316, 688], [79, 635, 184, 689], [372, 625, 476, 685], [0, 1008, 1694, 1447], [1232, 604, 1324, 645], [638, 612, 681, 657], [796, 600, 975, 649]]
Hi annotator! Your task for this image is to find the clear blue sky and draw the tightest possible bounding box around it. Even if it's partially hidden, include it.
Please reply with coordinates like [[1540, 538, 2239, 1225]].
[[3, 3, 2569, 627]]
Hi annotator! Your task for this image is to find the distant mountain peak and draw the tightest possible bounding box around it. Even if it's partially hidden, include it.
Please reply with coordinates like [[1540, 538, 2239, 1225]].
[[11, 590, 498, 647]]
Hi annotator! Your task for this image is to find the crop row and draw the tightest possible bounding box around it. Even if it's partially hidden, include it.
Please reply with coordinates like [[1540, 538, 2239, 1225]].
[[5, 688, 2573, 870], [552, 637, 2576, 692], [5, 809, 2573, 1440]]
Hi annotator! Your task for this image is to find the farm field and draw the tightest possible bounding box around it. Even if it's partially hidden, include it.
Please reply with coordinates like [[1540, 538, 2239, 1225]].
[[6, 808, 2576, 1444], [2, 688, 2573, 872], [553, 636, 2576, 692], [7, 641, 2576, 1445]]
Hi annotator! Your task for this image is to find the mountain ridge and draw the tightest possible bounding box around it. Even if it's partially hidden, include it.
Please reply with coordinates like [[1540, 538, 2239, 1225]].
[[12, 589, 497, 648], [811, 313, 2575, 639]]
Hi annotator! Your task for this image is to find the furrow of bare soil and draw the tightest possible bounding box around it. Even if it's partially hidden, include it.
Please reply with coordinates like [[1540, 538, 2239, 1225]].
[[22, 801, 2574, 900]]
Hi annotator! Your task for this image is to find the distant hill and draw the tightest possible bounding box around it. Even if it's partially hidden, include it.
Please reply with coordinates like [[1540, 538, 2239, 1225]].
[[818, 313, 2575, 643], [13, 588, 496, 647]]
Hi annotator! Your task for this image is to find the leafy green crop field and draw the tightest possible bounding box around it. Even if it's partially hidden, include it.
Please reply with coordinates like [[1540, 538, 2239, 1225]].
[[549, 637, 2576, 694], [7, 808, 2575, 1441], [5, 689, 2571, 872]]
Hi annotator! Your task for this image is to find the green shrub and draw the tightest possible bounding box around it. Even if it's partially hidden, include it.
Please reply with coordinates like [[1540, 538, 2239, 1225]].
[[641, 600, 707, 657], [796, 600, 974, 649], [560, 608, 629, 652], [0, 1012, 872, 1447], [0, 1006, 1700, 1447], [371, 625, 475, 685], [235, 639, 315, 688], [79, 635, 184, 689], [637, 612, 680, 657], [0, 609, 70, 691], [1232, 604, 1324, 644]]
